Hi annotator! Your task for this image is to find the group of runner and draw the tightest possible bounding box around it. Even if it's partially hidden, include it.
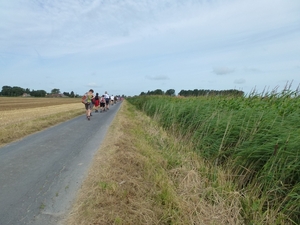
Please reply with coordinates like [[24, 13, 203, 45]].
[[82, 89, 120, 120]]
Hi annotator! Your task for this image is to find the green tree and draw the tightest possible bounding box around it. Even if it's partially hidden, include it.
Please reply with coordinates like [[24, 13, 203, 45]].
[[30, 90, 46, 97], [63, 92, 70, 97], [1, 86, 25, 96], [155, 89, 163, 95], [51, 88, 60, 94], [165, 89, 175, 96], [1, 86, 12, 96], [13, 86, 25, 96], [70, 91, 75, 98]]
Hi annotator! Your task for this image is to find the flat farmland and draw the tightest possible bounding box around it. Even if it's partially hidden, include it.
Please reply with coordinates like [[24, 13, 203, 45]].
[[0, 96, 80, 111], [0, 97, 84, 146]]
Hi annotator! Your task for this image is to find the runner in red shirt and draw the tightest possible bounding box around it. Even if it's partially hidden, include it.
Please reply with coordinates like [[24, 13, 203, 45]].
[[94, 93, 100, 112]]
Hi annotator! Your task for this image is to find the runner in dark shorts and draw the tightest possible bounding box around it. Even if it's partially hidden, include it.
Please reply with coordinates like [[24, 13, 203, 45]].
[[82, 89, 94, 120], [104, 91, 110, 110], [85, 103, 93, 110], [100, 95, 106, 112]]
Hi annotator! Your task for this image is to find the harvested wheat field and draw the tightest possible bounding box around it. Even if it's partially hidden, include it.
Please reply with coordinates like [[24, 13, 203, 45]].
[[0, 96, 80, 111], [0, 97, 84, 146]]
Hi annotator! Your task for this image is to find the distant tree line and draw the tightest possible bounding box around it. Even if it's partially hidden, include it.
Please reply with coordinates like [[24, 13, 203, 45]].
[[0, 85, 46, 97], [63, 91, 75, 98], [140, 89, 175, 96], [140, 88, 244, 97], [178, 89, 244, 97], [0, 86, 77, 97]]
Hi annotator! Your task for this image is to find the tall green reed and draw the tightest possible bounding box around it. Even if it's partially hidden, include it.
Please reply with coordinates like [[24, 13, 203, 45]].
[[128, 90, 300, 223]]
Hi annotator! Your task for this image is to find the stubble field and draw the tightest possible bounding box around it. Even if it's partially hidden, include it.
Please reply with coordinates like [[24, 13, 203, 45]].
[[0, 97, 84, 146]]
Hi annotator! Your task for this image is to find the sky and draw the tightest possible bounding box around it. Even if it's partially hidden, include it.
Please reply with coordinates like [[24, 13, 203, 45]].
[[0, 0, 299, 96]]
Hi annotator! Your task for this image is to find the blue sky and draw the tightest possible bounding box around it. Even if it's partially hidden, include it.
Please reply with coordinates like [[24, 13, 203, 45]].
[[0, 0, 299, 96]]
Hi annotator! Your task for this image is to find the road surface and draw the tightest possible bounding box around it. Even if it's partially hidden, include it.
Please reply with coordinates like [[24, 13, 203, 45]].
[[0, 102, 122, 225]]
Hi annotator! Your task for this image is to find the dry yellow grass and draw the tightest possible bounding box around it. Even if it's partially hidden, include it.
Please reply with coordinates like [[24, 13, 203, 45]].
[[0, 96, 79, 110], [0, 97, 84, 146], [66, 100, 243, 225]]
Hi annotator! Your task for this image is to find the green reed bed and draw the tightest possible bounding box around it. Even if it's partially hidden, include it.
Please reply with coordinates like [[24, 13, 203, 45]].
[[128, 91, 300, 224]]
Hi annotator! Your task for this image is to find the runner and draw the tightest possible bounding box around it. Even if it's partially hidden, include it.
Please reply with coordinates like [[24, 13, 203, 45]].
[[82, 89, 94, 120], [100, 95, 106, 112], [110, 94, 114, 105], [104, 91, 110, 110], [94, 93, 100, 112]]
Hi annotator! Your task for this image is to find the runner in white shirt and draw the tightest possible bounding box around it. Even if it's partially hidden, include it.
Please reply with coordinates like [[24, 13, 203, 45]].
[[104, 91, 110, 110], [110, 95, 114, 105]]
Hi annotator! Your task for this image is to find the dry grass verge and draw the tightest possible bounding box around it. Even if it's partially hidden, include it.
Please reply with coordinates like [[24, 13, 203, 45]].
[[66, 101, 244, 225]]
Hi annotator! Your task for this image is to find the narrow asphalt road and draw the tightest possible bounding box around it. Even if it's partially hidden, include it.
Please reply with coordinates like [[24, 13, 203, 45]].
[[0, 102, 122, 225]]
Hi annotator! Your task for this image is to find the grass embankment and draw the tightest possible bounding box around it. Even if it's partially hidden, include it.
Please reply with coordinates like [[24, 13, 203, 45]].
[[128, 91, 300, 225], [0, 97, 84, 146], [67, 100, 243, 225]]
